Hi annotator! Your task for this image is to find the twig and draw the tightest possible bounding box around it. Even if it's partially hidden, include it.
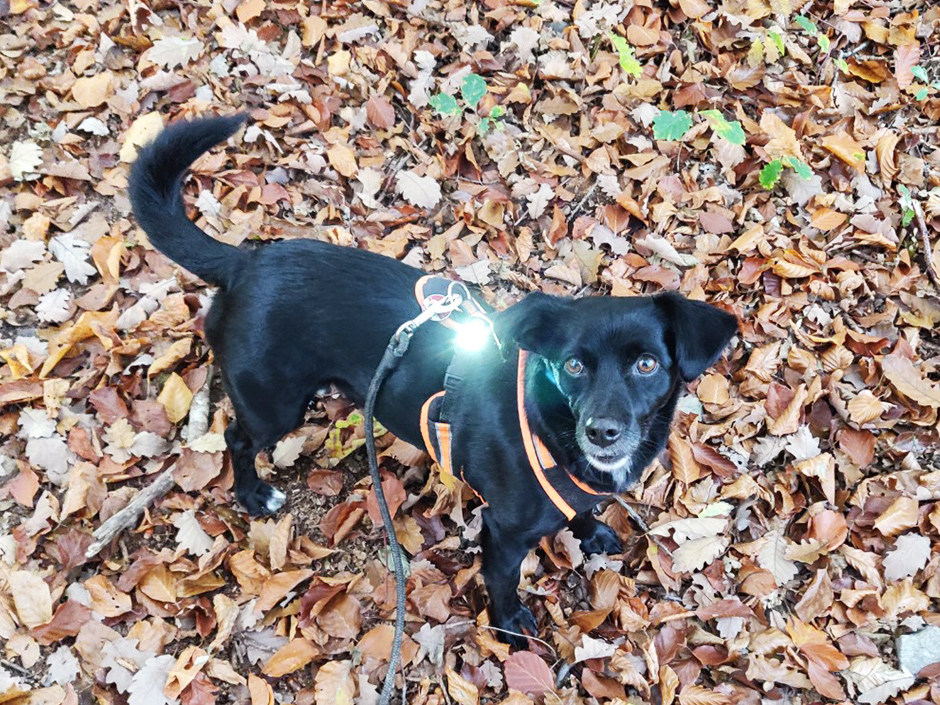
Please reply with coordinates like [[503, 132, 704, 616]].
[[611, 495, 649, 533], [913, 200, 940, 291], [1, 659, 31, 677], [475, 624, 559, 657], [554, 660, 577, 689], [568, 182, 598, 220], [85, 368, 214, 559]]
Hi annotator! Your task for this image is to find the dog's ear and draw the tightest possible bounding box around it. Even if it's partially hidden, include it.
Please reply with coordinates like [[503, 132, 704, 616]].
[[656, 292, 738, 381], [493, 292, 570, 357]]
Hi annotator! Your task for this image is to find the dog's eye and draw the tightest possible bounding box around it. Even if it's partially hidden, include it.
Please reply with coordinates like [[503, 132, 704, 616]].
[[564, 357, 585, 376], [636, 354, 659, 375]]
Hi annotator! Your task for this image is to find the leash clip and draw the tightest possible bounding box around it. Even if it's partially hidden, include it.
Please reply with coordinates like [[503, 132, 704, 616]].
[[391, 293, 464, 357]]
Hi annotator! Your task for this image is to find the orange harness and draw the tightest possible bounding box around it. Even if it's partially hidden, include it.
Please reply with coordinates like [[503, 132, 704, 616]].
[[415, 277, 609, 519]]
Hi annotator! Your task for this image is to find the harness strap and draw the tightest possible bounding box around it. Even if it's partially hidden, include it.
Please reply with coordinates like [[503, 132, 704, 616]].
[[517, 351, 579, 520], [518, 350, 612, 518]]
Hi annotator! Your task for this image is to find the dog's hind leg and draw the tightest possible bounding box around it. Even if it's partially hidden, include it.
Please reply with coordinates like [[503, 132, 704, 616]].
[[224, 420, 288, 515], [222, 371, 310, 516]]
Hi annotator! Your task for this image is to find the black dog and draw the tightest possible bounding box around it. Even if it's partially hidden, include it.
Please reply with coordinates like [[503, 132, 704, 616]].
[[129, 115, 737, 646]]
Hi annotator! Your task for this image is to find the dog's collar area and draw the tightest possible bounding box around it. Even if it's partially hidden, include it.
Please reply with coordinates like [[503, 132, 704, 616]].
[[419, 341, 611, 520], [516, 350, 611, 519]]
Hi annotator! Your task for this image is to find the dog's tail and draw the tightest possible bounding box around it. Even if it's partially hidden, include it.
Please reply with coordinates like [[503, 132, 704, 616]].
[[129, 113, 249, 289]]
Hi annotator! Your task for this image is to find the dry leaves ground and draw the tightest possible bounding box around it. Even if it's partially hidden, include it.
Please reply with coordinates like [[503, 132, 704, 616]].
[[1, 0, 940, 703]]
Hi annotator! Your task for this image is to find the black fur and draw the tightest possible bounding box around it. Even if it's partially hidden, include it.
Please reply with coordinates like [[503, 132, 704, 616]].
[[129, 116, 738, 647]]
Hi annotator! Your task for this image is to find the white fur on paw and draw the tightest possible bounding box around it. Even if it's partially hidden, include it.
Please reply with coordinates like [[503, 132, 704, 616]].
[[265, 488, 287, 513]]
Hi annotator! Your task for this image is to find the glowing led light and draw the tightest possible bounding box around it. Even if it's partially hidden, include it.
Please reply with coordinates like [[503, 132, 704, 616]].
[[454, 316, 491, 352]]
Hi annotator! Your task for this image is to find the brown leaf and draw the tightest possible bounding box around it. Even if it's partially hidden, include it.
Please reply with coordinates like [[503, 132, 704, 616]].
[[262, 638, 319, 677], [84, 574, 132, 618], [9, 571, 53, 628], [158, 372, 194, 424], [314, 660, 355, 704], [138, 565, 178, 602], [165, 645, 209, 699], [678, 684, 729, 705], [269, 513, 293, 572], [6, 463, 40, 507], [320, 500, 365, 546], [248, 674, 274, 705], [760, 112, 803, 160], [504, 651, 555, 696], [872, 496, 918, 537], [678, 0, 712, 19], [71, 72, 113, 108], [876, 130, 900, 182], [810, 207, 847, 231], [546, 204, 568, 246], [316, 593, 361, 639], [821, 132, 866, 172], [669, 435, 701, 484], [307, 468, 344, 496], [327, 144, 358, 178], [235, 0, 265, 23], [881, 353, 940, 408], [256, 569, 313, 612], [894, 43, 920, 89], [795, 568, 833, 622], [446, 667, 479, 705], [806, 658, 847, 700], [366, 470, 406, 524], [366, 96, 396, 129], [839, 427, 875, 466], [767, 385, 808, 436]]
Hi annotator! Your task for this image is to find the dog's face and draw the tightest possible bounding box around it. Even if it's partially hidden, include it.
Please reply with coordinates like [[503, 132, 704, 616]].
[[496, 292, 738, 487]]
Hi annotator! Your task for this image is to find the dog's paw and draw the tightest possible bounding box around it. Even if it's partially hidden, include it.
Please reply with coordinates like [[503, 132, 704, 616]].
[[576, 519, 623, 556], [238, 482, 287, 516], [492, 604, 538, 650]]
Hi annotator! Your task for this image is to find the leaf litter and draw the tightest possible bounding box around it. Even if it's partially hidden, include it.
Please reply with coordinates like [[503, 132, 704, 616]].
[[2, 0, 940, 703]]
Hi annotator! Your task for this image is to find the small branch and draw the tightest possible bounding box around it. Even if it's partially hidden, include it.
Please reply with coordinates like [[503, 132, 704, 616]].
[[1, 659, 32, 677], [611, 494, 649, 534], [568, 182, 598, 220], [914, 200, 940, 291], [85, 368, 214, 559]]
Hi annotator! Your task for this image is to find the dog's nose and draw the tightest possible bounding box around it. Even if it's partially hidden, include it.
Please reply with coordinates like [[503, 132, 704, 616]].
[[585, 417, 622, 448]]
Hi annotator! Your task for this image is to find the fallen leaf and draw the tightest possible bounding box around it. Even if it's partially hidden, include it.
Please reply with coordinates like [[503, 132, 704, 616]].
[[396, 170, 441, 209], [158, 372, 194, 424], [9, 571, 53, 628], [504, 651, 555, 696]]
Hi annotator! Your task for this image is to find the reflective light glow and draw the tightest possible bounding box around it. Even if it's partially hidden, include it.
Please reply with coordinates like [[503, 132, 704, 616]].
[[454, 316, 492, 352]]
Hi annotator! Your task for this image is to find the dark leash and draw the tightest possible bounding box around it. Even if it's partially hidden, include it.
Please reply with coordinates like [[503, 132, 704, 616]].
[[364, 294, 465, 704]]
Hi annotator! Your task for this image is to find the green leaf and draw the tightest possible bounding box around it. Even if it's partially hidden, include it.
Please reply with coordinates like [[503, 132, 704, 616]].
[[784, 156, 813, 180], [794, 15, 817, 36], [902, 208, 915, 227], [479, 117, 491, 134], [699, 109, 746, 146], [652, 110, 693, 141], [609, 34, 642, 78], [835, 58, 848, 72], [768, 29, 786, 57], [916, 87, 929, 101], [817, 34, 830, 52], [461, 74, 487, 110], [429, 93, 461, 116], [911, 65, 929, 83], [489, 105, 505, 118], [760, 159, 784, 189]]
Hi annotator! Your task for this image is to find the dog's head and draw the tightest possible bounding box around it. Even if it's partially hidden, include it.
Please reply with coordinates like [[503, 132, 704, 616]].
[[495, 292, 738, 488]]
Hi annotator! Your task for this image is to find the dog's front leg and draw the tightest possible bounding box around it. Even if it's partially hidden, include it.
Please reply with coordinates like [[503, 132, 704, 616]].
[[567, 512, 623, 555], [480, 515, 539, 649]]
